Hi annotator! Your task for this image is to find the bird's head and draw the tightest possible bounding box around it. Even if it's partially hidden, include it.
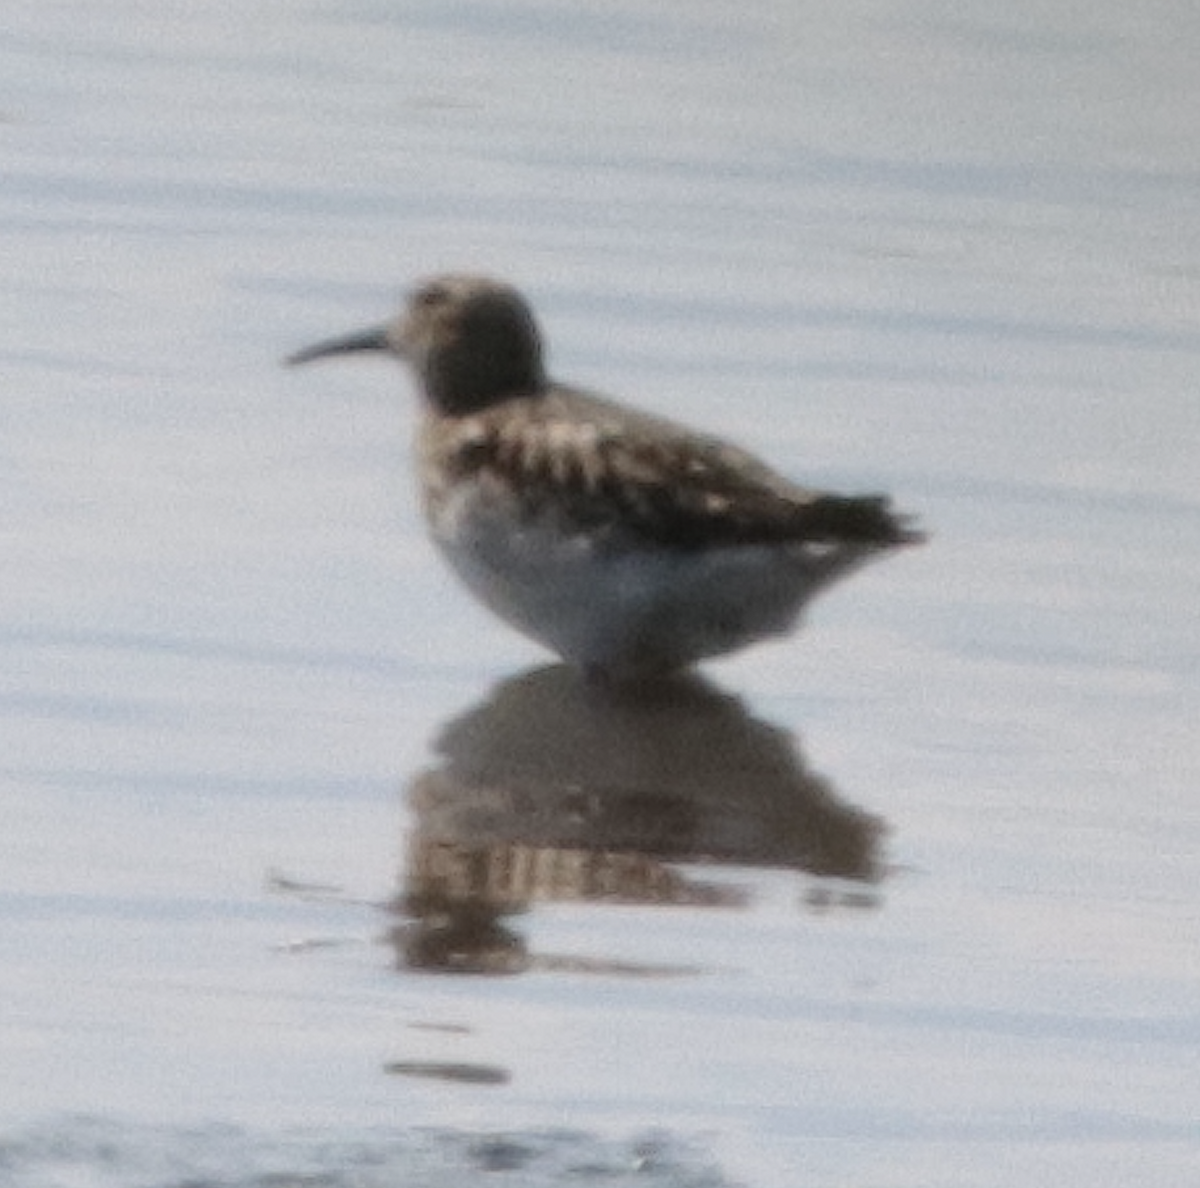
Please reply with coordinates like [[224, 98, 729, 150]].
[[287, 274, 546, 414]]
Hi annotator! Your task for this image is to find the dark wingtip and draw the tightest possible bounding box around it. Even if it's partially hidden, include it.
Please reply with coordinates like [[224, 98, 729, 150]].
[[811, 494, 926, 547]]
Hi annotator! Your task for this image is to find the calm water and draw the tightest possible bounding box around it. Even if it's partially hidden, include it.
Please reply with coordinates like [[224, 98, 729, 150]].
[[2, 2, 1198, 1185]]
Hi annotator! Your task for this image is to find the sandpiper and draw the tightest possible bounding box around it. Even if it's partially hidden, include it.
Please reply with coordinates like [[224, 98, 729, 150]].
[[287, 274, 923, 680]]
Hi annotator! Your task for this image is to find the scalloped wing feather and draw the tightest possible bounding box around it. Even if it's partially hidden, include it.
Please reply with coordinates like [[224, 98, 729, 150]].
[[435, 387, 920, 550]]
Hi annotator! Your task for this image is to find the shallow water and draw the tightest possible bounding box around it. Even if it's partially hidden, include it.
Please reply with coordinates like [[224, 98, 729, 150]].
[[2, 2, 1199, 1185]]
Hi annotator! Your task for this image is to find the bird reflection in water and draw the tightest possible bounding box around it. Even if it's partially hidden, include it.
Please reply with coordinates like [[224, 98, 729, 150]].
[[390, 665, 887, 975]]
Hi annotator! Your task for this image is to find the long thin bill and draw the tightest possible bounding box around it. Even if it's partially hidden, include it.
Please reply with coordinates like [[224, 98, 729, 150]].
[[285, 325, 391, 366]]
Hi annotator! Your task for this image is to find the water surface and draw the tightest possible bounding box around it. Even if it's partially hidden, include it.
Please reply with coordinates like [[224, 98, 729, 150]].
[[2, 3, 1198, 1185]]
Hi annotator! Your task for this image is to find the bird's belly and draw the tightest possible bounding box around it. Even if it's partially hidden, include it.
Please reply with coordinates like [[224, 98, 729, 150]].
[[427, 491, 876, 678]]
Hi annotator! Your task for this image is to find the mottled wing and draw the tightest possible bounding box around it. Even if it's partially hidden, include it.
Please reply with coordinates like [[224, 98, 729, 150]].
[[442, 387, 921, 550]]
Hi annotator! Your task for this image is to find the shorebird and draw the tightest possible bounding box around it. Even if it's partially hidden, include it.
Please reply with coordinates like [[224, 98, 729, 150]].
[[287, 274, 923, 680]]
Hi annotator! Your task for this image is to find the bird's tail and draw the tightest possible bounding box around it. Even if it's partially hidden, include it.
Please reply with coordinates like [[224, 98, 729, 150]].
[[806, 494, 925, 546]]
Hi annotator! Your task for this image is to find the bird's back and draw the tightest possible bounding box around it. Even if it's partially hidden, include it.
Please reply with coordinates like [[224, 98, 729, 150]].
[[421, 383, 919, 555]]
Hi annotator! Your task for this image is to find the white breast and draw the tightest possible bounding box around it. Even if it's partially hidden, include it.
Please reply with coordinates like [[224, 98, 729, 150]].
[[426, 480, 878, 678]]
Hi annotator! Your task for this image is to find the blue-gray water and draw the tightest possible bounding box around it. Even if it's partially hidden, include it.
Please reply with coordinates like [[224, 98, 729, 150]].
[[2, 3, 1198, 1185]]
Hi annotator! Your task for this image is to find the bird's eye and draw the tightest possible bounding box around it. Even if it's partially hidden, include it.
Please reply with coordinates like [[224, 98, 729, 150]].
[[414, 284, 447, 309]]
